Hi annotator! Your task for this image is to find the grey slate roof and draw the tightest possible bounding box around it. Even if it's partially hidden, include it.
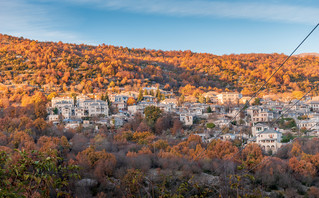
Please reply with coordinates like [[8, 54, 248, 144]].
[[256, 128, 282, 134]]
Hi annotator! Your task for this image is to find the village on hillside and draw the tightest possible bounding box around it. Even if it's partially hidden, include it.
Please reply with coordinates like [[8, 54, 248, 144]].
[[47, 86, 319, 154], [1, 29, 319, 196]]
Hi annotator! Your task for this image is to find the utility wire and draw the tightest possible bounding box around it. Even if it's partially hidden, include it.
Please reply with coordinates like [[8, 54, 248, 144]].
[[187, 22, 319, 197], [191, 23, 319, 163], [270, 82, 319, 127], [214, 80, 319, 173], [210, 81, 319, 197], [299, 118, 319, 135], [213, 120, 319, 196], [211, 123, 314, 197], [241, 93, 319, 178], [226, 22, 319, 130]]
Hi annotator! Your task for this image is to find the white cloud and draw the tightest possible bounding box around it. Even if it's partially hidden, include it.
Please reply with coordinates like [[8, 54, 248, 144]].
[[69, 0, 319, 24], [0, 0, 317, 46], [0, 0, 81, 43]]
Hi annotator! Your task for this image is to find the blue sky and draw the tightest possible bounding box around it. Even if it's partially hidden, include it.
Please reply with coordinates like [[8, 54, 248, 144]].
[[0, 0, 318, 55]]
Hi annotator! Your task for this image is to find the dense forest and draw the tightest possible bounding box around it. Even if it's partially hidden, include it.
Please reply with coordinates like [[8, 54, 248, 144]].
[[1, 34, 319, 96]]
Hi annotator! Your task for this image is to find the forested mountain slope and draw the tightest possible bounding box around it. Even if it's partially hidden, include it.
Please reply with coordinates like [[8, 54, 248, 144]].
[[1, 34, 319, 95]]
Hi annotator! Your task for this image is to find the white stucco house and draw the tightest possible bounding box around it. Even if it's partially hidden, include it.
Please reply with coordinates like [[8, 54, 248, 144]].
[[217, 92, 242, 104], [50, 95, 109, 119], [251, 123, 269, 137], [247, 107, 274, 123], [256, 128, 282, 154]]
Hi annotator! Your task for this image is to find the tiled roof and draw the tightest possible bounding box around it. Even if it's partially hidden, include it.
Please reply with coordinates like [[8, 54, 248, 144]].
[[257, 128, 282, 134]]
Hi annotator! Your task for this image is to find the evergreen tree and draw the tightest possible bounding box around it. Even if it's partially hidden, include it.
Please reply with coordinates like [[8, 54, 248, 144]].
[[252, 98, 261, 106], [53, 107, 59, 115], [156, 87, 161, 102], [181, 94, 185, 102], [71, 93, 77, 106], [105, 92, 110, 105], [137, 88, 144, 102], [150, 90, 154, 96], [102, 92, 111, 108], [178, 94, 185, 106], [143, 89, 148, 96], [144, 106, 162, 127]]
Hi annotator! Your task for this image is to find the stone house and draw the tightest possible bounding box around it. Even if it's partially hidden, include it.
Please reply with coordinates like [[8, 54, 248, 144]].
[[256, 128, 282, 154]]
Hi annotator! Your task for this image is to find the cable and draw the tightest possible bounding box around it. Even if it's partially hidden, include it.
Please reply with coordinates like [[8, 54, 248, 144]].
[[299, 118, 319, 134], [210, 119, 319, 197], [196, 73, 318, 196], [210, 83, 319, 196], [191, 23, 319, 163], [227, 22, 319, 130], [242, 100, 319, 175], [186, 23, 319, 197], [217, 80, 318, 172], [270, 82, 319, 127]]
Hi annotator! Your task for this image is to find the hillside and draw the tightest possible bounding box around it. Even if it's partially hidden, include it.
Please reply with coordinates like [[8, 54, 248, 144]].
[[294, 53, 319, 57], [1, 34, 319, 96], [2, 33, 319, 197]]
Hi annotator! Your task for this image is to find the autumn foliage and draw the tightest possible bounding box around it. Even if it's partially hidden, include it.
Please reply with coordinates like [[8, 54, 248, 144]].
[[0, 34, 319, 96], [1, 34, 319, 197]]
